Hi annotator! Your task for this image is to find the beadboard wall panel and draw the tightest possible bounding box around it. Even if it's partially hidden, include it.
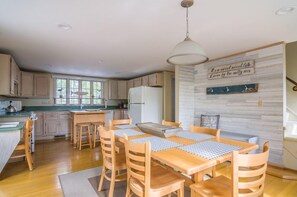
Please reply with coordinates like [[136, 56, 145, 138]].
[[177, 44, 285, 165]]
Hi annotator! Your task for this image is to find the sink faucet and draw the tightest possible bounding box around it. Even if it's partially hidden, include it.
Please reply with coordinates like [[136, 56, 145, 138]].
[[80, 103, 84, 110]]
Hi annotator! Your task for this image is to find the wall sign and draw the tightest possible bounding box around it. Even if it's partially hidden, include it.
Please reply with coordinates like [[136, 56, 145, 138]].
[[206, 83, 259, 95], [208, 60, 255, 80]]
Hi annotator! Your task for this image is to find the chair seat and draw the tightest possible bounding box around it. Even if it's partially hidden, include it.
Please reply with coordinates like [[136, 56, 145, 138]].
[[76, 123, 91, 127], [130, 165, 185, 196], [92, 121, 105, 125]]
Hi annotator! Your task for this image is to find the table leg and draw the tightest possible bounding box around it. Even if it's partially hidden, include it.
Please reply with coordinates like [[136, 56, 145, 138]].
[[192, 168, 211, 183], [73, 117, 77, 147]]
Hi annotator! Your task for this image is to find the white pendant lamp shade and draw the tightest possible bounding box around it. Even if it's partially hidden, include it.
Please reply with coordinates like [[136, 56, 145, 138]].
[[167, 0, 208, 66], [167, 37, 208, 65]]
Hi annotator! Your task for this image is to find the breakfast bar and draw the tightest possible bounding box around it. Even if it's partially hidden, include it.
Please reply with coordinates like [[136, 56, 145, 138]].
[[0, 122, 25, 173], [70, 110, 109, 145]]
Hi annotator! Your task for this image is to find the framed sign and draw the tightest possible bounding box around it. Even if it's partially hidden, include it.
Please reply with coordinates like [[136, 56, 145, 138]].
[[208, 60, 255, 80]]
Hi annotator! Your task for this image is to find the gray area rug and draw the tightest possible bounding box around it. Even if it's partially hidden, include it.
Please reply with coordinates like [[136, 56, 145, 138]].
[[59, 167, 191, 197]]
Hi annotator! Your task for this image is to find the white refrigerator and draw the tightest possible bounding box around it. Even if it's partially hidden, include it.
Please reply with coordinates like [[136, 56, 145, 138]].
[[128, 86, 163, 124]]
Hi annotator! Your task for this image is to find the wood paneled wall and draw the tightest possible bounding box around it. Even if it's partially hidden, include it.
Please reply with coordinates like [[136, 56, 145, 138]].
[[176, 43, 286, 165]]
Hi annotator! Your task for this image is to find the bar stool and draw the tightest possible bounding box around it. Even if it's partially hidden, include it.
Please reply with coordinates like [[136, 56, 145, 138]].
[[76, 123, 92, 150], [91, 121, 105, 148]]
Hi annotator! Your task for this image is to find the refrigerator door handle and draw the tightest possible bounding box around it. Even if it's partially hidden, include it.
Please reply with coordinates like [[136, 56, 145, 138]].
[[130, 103, 145, 104]]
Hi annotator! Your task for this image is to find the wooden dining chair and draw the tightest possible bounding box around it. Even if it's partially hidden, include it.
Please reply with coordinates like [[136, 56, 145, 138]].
[[123, 135, 185, 197], [98, 126, 127, 197], [189, 125, 221, 178], [190, 142, 270, 197], [189, 125, 220, 138], [10, 119, 33, 171], [162, 120, 182, 127], [110, 118, 132, 127]]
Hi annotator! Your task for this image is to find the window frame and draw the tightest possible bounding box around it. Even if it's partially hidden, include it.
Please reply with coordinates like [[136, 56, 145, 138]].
[[53, 76, 104, 106]]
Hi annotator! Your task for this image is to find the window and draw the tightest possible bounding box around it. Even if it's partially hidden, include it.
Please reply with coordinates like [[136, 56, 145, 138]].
[[54, 77, 104, 105]]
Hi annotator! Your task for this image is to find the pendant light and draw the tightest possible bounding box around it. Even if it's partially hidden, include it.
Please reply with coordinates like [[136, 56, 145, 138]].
[[167, 0, 208, 66]]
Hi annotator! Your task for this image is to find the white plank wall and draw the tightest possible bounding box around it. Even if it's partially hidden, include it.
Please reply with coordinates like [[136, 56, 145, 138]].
[[176, 66, 195, 130], [177, 44, 285, 165]]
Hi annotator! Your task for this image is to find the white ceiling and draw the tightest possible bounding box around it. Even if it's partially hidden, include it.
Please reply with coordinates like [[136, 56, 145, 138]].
[[0, 0, 296, 79]]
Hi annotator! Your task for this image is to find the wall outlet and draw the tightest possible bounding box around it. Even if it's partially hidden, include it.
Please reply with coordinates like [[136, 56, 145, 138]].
[[258, 99, 263, 107]]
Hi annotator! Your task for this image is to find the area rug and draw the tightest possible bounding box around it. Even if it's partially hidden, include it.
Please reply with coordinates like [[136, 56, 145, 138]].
[[59, 167, 191, 196]]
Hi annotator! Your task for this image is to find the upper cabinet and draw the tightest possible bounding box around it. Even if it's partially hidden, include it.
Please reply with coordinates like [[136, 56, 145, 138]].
[[108, 80, 128, 99], [142, 75, 149, 86], [127, 79, 134, 93], [148, 73, 164, 87], [34, 74, 50, 98], [20, 72, 51, 98], [0, 54, 20, 96], [133, 77, 142, 87], [21, 72, 34, 97]]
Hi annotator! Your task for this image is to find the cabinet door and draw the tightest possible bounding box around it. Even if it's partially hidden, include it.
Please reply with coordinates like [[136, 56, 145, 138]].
[[127, 79, 134, 95], [113, 110, 121, 120], [34, 74, 50, 98], [108, 80, 118, 99], [123, 110, 129, 119], [105, 111, 114, 126], [21, 72, 34, 97], [45, 120, 58, 136], [142, 76, 149, 86], [10, 57, 16, 95], [34, 112, 44, 136], [117, 80, 127, 99], [133, 78, 142, 87], [57, 120, 70, 135], [149, 73, 164, 87]]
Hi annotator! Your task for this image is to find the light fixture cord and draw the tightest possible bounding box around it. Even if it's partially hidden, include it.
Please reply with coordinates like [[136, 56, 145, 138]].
[[186, 7, 189, 38]]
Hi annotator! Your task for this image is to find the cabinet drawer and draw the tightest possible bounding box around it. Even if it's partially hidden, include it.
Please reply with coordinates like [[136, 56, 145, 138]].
[[45, 112, 58, 119]]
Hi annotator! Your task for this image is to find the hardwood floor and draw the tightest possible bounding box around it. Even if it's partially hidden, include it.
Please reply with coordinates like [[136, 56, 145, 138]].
[[0, 139, 297, 197]]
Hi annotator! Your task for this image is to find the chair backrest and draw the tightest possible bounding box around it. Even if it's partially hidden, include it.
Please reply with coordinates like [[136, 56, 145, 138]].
[[162, 120, 182, 128], [200, 114, 220, 129], [110, 118, 132, 127], [98, 126, 116, 170], [124, 135, 151, 196], [24, 119, 33, 150], [232, 141, 270, 197], [189, 125, 220, 138]]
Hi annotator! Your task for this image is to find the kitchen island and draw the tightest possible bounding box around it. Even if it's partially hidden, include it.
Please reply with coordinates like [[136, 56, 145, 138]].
[[0, 122, 25, 173], [70, 110, 109, 145]]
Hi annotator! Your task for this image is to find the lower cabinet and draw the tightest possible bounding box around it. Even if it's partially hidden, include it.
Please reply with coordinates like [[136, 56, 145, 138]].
[[113, 109, 129, 120], [35, 111, 70, 140]]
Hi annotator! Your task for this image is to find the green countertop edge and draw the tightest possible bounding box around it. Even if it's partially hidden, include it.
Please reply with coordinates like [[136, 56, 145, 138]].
[[0, 112, 30, 118], [0, 122, 25, 131], [22, 105, 121, 111]]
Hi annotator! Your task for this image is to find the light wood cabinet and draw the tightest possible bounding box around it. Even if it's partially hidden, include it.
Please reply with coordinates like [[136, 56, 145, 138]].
[[133, 77, 142, 87], [108, 80, 128, 99], [34, 74, 50, 98], [148, 73, 164, 87], [117, 80, 127, 99], [142, 75, 149, 86], [113, 109, 129, 120], [21, 72, 34, 97], [0, 54, 20, 96], [108, 80, 118, 99], [127, 79, 134, 93]]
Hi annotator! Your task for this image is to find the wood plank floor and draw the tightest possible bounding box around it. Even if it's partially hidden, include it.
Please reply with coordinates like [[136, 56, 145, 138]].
[[0, 139, 297, 196]]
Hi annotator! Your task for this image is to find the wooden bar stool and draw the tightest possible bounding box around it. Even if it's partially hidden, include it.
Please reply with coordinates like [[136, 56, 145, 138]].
[[76, 123, 92, 150], [91, 121, 105, 148]]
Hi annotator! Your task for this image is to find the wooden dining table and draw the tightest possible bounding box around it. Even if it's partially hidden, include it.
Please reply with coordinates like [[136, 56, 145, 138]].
[[105, 126, 259, 185]]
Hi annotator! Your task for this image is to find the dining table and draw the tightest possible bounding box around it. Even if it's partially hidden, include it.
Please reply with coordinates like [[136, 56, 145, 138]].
[[104, 125, 259, 185]]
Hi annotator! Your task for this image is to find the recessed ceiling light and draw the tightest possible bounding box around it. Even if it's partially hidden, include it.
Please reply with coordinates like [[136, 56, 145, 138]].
[[275, 6, 295, 15], [57, 23, 72, 30]]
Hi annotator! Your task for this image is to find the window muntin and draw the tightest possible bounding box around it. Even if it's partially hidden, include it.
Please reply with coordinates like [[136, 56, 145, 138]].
[[55, 79, 67, 105]]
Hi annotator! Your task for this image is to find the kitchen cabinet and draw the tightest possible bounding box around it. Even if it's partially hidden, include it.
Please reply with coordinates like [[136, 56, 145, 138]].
[[108, 80, 128, 99], [36, 111, 70, 140], [0, 54, 20, 96], [105, 110, 113, 126], [21, 72, 34, 97], [127, 79, 134, 95], [133, 77, 142, 87], [142, 75, 149, 86], [34, 74, 50, 98], [148, 73, 163, 87], [113, 109, 129, 120], [117, 80, 127, 99]]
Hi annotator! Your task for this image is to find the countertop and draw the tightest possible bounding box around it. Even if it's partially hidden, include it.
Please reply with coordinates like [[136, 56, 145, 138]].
[[0, 111, 30, 118], [22, 105, 120, 112], [0, 122, 25, 131], [70, 110, 110, 114]]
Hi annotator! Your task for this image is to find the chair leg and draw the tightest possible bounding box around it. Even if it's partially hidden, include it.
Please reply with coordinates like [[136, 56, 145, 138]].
[[98, 166, 106, 191], [93, 127, 97, 148], [87, 126, 92, 149], [212, 166, 216, 177], [79, 128, 82, 150], [108, 170, 116, 197], [25, 148, 33, 171], [125, 179, 131, 197], [178, 183, 184, 197]]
